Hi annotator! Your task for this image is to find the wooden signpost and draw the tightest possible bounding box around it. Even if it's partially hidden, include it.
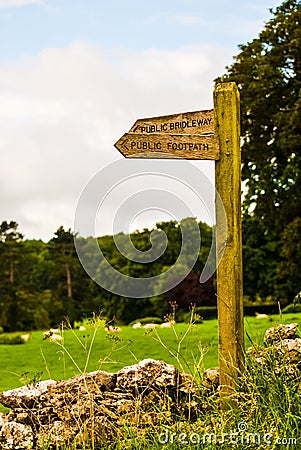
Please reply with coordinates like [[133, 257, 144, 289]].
[[115, 109, 219, 160], [114, 82, 244, 396]]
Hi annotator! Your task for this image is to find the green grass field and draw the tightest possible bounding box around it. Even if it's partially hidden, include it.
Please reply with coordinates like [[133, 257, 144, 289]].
[[0, 312, 300, 394]]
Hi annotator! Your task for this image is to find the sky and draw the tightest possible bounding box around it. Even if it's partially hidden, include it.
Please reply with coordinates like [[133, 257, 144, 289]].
[[0, 0, 282, 241]]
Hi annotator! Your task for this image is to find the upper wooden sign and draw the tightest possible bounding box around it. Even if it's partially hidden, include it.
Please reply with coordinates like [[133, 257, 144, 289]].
[[129, 109, 214, 134], [114, 109, 220, 160]]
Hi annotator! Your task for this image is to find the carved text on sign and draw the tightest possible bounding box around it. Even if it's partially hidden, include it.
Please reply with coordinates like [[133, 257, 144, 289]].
[[129, 109, 214, 135], [115, 133, 218, 160], [115, 109, 219, 160]]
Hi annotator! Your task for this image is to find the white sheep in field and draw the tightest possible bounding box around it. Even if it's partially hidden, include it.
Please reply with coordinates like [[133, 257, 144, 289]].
[[142, 323, 160, 329], [105, 324, 122, 333], [255, 312, 269, 319], [21, 333, 31, 342], [132, 322, 142, 329], [49, 333, 63, 341], [160, 320, 175, 328], [43, 330, 62, 341]]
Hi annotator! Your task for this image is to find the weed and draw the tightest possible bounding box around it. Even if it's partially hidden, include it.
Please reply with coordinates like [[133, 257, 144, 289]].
[[0, 312, 300, 449]]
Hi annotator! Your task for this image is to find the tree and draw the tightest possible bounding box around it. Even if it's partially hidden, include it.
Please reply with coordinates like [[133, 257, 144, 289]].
[[218, 0, 301, 235], [88, 219, 214, 324], [0, 221, 23, 284], [276, 217, 301, 301], [49, 226, 76, 298], [242, 215, 280, 301], [49, 226, 96, 323], [216, 0, 301, 303], [0, 221, 24, 330], [48, 226, 79, 321]]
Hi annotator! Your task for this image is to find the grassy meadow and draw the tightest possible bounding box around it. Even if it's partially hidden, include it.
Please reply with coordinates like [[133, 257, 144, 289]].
[[0, 312, 300, 393], [0, 312, 300, 449]]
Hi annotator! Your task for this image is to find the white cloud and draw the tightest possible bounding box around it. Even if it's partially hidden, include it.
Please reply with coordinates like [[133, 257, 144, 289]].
[[171, 14, 203, 25], [0, 41, 231, 240], [0, 0, 42, 8]]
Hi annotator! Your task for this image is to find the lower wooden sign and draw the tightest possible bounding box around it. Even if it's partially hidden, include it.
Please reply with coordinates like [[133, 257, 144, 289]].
[[114, 132, 219, 160]]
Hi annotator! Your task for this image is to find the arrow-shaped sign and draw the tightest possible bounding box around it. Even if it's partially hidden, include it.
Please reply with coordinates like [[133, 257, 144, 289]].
[[129, 109, 214, 135], [115, 132, 219, 159], [114, 109, 220, 160]]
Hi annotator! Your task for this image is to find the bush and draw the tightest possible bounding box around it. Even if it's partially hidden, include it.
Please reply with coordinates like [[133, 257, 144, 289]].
[[243, 304, 279, 316], [182, 306, 217, 322], [199, 306, 217, 319], [128, 317, 163, 326], [282, 303, 301, 314], [181, 311, 203, 323], [0, 333, 25, 345]]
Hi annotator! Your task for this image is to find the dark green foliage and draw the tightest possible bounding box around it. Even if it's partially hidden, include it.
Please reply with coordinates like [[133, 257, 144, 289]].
[[282, 303, 301, 314], [276, 217, 301, 301], [242, 215, 281, 301], [218, 0, 301, 303], [0, 218, 215, 329], [89, 217, 215, 324], [182, 306, 216, 322], [0, 221, 25, 331], [0, 333, 25, 345], [128, 317, 163, 326], [218, 0, 301, 231]]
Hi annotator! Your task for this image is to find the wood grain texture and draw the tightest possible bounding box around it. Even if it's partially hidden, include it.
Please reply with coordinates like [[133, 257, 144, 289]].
[[129, 109, 214, 135], [214, 82, 244, 398], [114, 132, 219, 160]]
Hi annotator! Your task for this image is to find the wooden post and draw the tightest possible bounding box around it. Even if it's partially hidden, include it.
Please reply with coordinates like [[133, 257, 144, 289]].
[[214, 82, 244, 397], [113, 82, 244, 396]]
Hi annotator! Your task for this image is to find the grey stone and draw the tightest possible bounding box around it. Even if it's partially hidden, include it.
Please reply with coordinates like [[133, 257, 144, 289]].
[[264, 323, 299, 346], [202, 368, 219, 390], [0, 421, 33, 450], [247, 323, 301, 380], [274, 338, 301, 365], [0, 380, 56, 409], [0, 359, 198, 448], [116, 358, 178, 392]]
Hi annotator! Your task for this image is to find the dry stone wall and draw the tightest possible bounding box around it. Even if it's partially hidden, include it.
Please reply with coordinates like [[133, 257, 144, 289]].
[[0, 359, 197, 449], [0, 323, 300, 449]]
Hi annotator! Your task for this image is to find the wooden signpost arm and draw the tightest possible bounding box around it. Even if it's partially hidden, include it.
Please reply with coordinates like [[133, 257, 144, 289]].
[[214, 82, 244, 396]]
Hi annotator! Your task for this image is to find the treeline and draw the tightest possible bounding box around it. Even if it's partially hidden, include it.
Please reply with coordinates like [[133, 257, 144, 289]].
[[0, 214, 298, 331], [0, 219, 215, 331], [218, 1, 301, 306]]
